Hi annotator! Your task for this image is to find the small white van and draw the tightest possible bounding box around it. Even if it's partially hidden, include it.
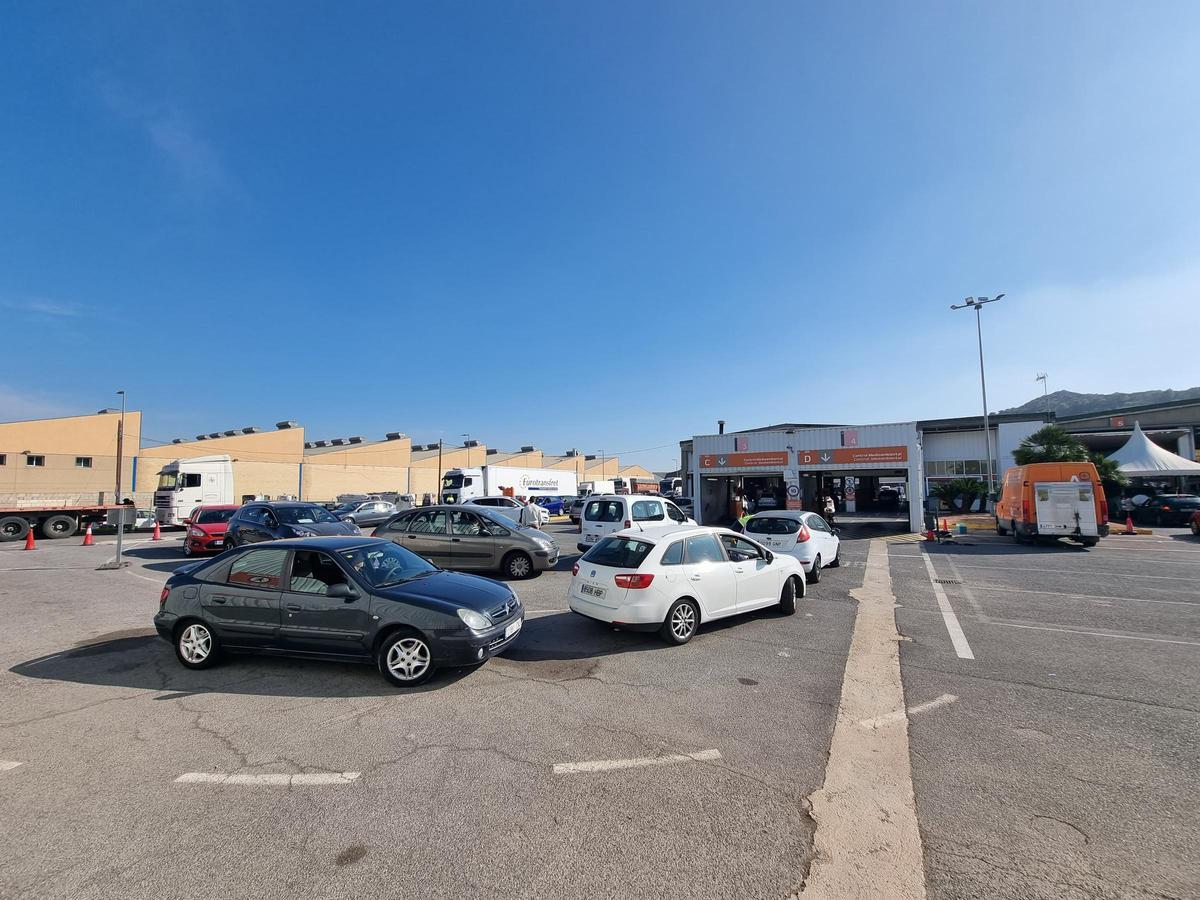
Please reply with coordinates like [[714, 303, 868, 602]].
[[577, 494, 695, 552]]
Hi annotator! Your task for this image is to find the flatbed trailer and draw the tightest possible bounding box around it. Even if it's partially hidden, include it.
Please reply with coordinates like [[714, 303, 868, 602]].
[[0, 504, 132, 542]]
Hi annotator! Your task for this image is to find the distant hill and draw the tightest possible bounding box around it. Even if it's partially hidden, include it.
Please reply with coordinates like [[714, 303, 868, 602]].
[[1002, 387, 1200, 418]]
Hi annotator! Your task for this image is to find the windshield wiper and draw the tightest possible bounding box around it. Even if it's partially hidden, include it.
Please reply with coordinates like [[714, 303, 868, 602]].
[[376, 570, 437, 588]]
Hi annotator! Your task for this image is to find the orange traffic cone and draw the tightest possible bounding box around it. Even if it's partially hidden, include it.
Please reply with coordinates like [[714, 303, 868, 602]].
[[1124, 516, 1136, 535], [925, 528, 936, 542], [152, 521, 162, 541], [81, 524, 94, 546], [23, 527, 36, 550], [941, 518, 948, 532]]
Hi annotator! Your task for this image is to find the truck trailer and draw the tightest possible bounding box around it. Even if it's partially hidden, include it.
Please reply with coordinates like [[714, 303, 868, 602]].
[[441, 466, 578, 504]]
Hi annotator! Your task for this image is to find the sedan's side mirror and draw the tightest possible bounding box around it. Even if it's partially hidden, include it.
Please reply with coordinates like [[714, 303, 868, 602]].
[[182, 518, 192, 525], [764, 551, 774, 563], [327, 583, 358, 601]]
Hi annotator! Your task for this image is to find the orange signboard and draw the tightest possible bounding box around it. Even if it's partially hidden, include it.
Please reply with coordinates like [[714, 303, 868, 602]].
[[796, 446, 908, 466], [699, 451, 789, 469]]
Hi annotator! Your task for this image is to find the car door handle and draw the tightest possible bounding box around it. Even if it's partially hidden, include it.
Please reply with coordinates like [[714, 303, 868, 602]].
[[211, 596, 228, 604], [690, 574, 702, 581], [733, 567, 745, 574], [285, 603, 302, 612], [451, 538, 461, 542]]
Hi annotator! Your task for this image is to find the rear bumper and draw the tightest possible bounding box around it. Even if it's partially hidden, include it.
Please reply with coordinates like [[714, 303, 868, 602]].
[[570, 606, 659, 632], [568, 591, 663, 630]]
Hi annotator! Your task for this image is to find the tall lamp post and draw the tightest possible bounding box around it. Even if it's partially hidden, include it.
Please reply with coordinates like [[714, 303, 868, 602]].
[[950, 294, 1005, 508], [114, 390, 126, 504]]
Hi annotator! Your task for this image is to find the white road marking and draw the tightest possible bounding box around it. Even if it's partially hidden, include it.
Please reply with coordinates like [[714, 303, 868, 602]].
[[552, 749, 720, 774], [989, 622, 1200, 647], [0, 760, 23, 771], [935, 562, 1196, 583], [859, 694, 957, 729], [921, 551, 974, 659], [523, 608, 568, 617], [970, 584, 1197, 606], [945, 556, 990, 623], [126, 570, 166, 585], [175, 772, 360, 785]]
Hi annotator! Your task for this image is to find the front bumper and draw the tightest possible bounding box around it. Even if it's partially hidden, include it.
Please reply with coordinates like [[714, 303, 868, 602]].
[[433, 612, 525, 666], [185, 534, 227, 553]]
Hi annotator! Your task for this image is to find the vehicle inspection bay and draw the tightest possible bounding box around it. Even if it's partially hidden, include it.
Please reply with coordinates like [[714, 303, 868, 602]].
[[0, 520, 1196, 899]]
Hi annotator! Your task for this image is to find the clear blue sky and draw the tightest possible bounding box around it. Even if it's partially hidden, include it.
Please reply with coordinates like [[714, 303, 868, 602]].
[[3, 2, 1198, 471]]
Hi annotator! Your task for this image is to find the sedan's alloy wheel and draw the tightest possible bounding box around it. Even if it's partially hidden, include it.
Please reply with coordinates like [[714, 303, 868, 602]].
[[386, 637, 431, 682], [179, 624, 212, 663]]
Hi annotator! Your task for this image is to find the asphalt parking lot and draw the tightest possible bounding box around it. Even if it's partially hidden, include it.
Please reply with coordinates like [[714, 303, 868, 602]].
[[1, 520, 1197, 899], [0, 521, 864, 900]]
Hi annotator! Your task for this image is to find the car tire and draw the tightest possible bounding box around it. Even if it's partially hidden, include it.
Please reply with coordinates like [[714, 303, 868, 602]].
[[41, 514, 77, 539], [809, 555, 822, 584], [377, 629, 435, 687], [183, 542, 193, 557], [1011, 520, 1023, 543], [1191, 520, 1200, 537], [660, 598, 700, 645], [0, 516, 30, 543], [996, 519, 1008, 536], [1080, 537, 1099, 547], [174, 620, 220, 669], [502, 551, 534, 579], [828, 548, 840, 568], [779, 576, 799, 615]]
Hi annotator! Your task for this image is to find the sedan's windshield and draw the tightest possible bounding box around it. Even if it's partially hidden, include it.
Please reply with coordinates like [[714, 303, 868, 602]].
[[342, 543, 437, 588], [157, 472, 179, 490], [275, 505, 339, 525]]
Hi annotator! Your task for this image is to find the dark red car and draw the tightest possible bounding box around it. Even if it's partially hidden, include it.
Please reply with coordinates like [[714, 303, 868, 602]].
[[183, 504, 240, 556]]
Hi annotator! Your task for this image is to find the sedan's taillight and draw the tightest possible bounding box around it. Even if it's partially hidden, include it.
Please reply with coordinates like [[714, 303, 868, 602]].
[[624, 519, 632, 529], [795, 524, 812, 544], [160, 587, 170, 607], [614, 573, 655, 589]]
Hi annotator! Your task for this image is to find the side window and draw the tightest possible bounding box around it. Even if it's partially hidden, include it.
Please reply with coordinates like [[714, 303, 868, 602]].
[[720, 534, 765, 560], [409, 511, 448, 534], [242, 507, 264, 525], [385, 512, 414, 532], [665, 503, 686, 523], [660, 541, 685, 566], [473, 498, 494, 507], [480, 516, 511, 537], [183, 473, 202, 488], [684, 534, 726, 564], [288, 551, 349, 595], [632, 500, 665, 522], [228, 548, 288, 589], [806, 515, 829, 533], [451, 511, 486, 536]]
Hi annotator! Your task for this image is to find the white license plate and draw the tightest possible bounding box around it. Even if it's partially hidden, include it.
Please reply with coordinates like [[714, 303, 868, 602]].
[[580, 583, 606, 599], [505, 619, 522, 639], [585, 534, 598, 543]]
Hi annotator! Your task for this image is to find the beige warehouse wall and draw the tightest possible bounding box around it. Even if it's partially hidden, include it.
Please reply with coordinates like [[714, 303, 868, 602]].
[[619, 464, 655, 479], [408, 445, 489, 469], [408, 467, 443, 499], [303, 464, 411, 501], [0, 411, 142, 504], [583, 458, 621, 479], [306, 437, 412, 468]]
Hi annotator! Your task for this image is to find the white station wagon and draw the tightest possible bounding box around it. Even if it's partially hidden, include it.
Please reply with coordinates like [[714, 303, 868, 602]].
[[568, 525, 806, 644]]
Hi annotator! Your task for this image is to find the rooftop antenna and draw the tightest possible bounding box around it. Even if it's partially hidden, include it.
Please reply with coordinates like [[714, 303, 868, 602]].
[[1036, 372, 1049, 416]]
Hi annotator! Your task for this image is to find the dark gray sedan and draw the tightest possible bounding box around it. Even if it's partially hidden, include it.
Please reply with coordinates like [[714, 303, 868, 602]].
[[153, 537, 524, 687]]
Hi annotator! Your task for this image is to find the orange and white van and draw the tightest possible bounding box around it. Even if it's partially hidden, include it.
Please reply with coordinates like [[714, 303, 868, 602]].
[[995, 462, 1109, 546]]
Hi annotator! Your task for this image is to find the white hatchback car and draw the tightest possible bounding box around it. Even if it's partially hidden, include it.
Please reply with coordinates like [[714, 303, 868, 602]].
[[577, 495, 694, 552], [743, 511, 840, 582], [568, 525, 806, 644]]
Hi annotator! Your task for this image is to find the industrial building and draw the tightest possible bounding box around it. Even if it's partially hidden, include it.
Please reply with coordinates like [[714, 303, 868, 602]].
[[0, 409, 652, 507]]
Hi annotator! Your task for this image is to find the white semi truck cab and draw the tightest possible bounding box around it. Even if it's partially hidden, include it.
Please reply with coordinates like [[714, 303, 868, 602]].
[[154, 455, 235, 525]]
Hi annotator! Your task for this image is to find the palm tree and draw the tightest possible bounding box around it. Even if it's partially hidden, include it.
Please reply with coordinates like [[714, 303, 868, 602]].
[[1089, 452, 1129, 500], [1012, 424, 1088, 465], [931, 477, 986, 513]]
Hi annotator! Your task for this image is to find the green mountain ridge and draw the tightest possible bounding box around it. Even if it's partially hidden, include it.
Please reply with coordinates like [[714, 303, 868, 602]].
[[1001, 387, 1200, 418]]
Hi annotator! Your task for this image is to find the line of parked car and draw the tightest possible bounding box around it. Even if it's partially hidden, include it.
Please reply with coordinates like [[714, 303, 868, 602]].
[[156, 492, 842, 689]]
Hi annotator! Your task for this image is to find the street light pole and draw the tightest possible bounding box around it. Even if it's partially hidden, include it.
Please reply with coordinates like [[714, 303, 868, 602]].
[[114, 390, 126, 504], [950, 294, 1005, 508]]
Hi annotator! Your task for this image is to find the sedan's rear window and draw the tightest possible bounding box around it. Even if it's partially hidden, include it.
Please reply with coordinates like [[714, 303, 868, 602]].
[[746, 516, 801, 535], [582, 537, 654, 568]]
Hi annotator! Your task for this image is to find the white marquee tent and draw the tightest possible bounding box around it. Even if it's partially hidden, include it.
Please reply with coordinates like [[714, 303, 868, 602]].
[[1106, 422, 1200, 477]]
